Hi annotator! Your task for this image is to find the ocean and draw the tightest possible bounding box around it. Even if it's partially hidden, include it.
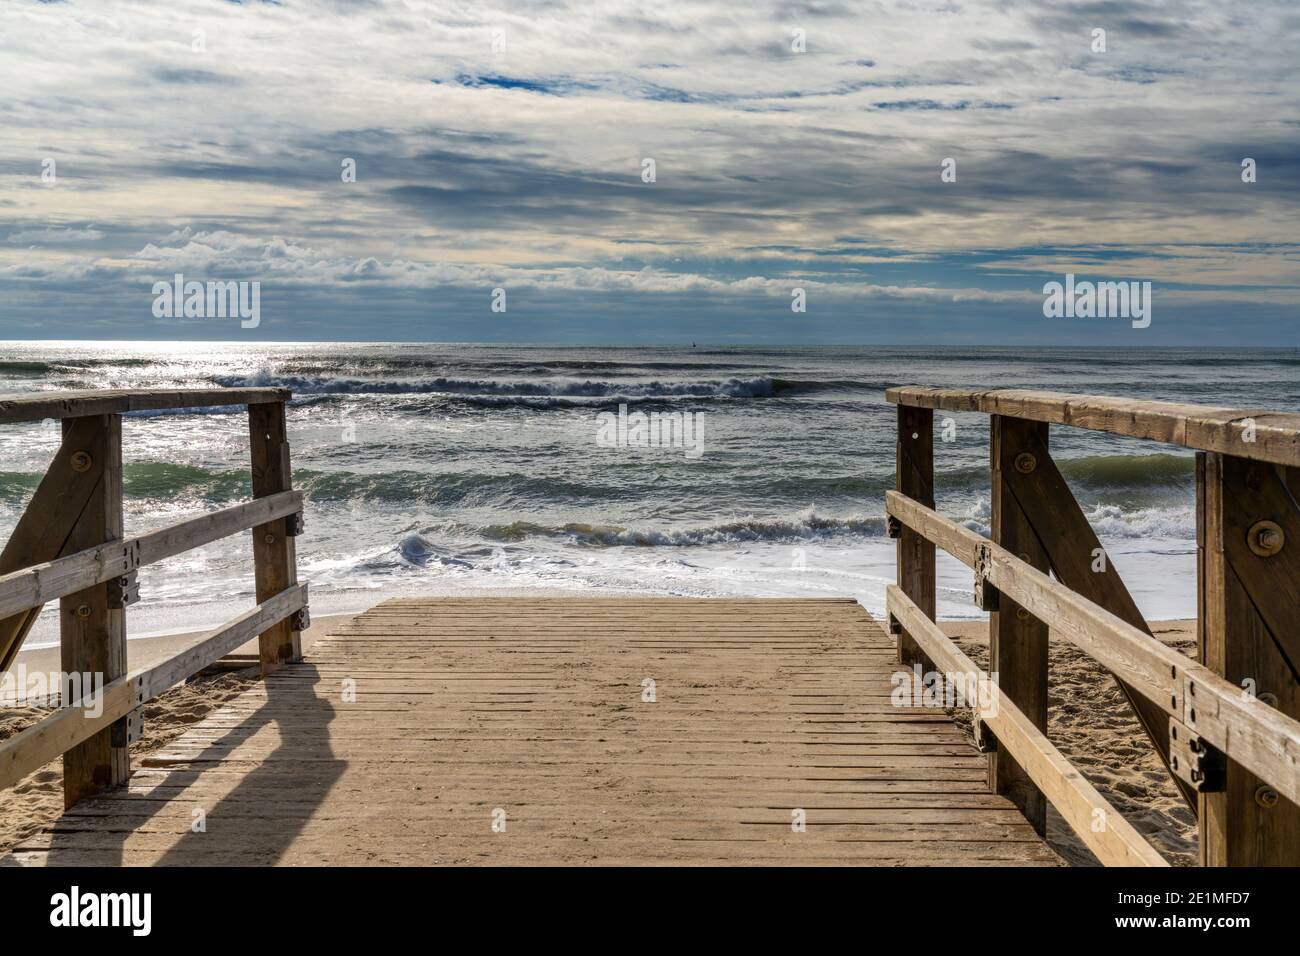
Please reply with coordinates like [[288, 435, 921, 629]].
[[3, 342, 1297, 646]]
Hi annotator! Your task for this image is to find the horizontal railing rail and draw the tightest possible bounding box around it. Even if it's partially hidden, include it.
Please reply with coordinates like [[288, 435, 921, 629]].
[[0, 490, 302, 620], [887, 385, 1300, 866], [887, 584, 1168, 867], [0, 387, 306, 808], [885, 491, 1300, 808], [0, 387, 291, 424], [887, 386, 1300, 468]]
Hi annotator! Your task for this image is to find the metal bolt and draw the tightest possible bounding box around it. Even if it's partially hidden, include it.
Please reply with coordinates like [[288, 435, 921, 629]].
[[1255, 785, 1280, 809], [264, 533, 277, 545], [1014, 452, 1036, 474], [70, 450, 93, 473], [75, 604, 91, 618], [1016, 607, 1030, 622], [1248, 520, 1284, 557]]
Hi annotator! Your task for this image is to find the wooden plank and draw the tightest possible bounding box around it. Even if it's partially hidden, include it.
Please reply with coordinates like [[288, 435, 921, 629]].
[[4, 597, 1059, 867], [989, 416, 1050, 833], [1199, 453, 1300, 865], [895, 405, 935, 668], [1000, 425, 1195, 809], [0, 491, 302, 620], [886, 386, 1300, 469], [886, 585, 1167, 866], [59, 414, 129, 808], [0, 417, 117, 671], [0, 388, 290, 424], [886, 489, 1300, 807], [0, 584, 308, 792], [1216, 457, 1300, 675], [249, 401, 301, 674]]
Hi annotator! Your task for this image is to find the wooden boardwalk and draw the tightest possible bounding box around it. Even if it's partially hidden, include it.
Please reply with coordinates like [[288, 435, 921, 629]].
[[4, 597, 1058, 866]]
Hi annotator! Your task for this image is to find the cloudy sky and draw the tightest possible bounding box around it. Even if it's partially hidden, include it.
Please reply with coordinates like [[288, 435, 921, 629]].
[[1, 0, 1296, 343]]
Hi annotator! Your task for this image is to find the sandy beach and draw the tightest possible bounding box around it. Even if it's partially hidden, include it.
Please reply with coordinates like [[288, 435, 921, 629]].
[[0, 608, 1198, 865]]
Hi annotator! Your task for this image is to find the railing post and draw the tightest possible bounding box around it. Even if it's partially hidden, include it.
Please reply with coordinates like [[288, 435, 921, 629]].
[[249, 400, 302, 675], [59, 413, 130, 807], [895, 405, 934, 668], [989, 415, 1050, 835], [1198, 451, 1300, 865]]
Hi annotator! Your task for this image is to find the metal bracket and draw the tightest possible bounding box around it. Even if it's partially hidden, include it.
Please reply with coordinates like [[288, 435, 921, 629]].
[[107, 570, 140, 609], [111, 707, 143, 747], [291, 606, 311, 632], [285, 511, 305, 537], [1168, 715, 1225, 792], [885, 515, 902, 539], [972, 713, 998, 753]]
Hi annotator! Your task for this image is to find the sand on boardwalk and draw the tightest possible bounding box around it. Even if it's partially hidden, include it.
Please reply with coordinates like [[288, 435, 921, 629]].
[[1, 610, 1199, 865]]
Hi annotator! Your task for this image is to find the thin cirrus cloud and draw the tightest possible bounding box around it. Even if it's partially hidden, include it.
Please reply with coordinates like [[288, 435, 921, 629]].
[[0, 0, 1295, 343]]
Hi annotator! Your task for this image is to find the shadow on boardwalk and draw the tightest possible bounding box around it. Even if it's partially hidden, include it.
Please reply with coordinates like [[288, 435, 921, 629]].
[[34, 664, 342, 865]]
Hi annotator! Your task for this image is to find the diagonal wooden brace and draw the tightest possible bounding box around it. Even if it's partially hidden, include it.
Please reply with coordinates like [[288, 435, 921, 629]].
[[1000, 426, 1197, 810]]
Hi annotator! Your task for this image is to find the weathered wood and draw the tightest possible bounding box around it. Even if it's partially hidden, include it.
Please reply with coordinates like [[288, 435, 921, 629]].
[[885, 490, 1300, 808], [896, 405, 935, 668], [0, 491, 302, 621], [249, 402, 301, 674], [887, 387, 1300, 469], [1199, 453, 1300, 865], [5, 597, 1059, 866], [0, 417, 123, 671], [0, 388, 290, 424], [1000, 425, 1195, 810], [0, 584, 308, 792], [886, 585, 1168, 867], [989, 416, 1050, 833], [1216, 457, 1300, 677], [59, 414, 129, 808]]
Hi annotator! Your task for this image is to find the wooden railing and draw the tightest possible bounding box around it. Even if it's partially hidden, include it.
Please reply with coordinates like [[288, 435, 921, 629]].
[[0, 388, 307, 808], [886, 387, 1300, 866]]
